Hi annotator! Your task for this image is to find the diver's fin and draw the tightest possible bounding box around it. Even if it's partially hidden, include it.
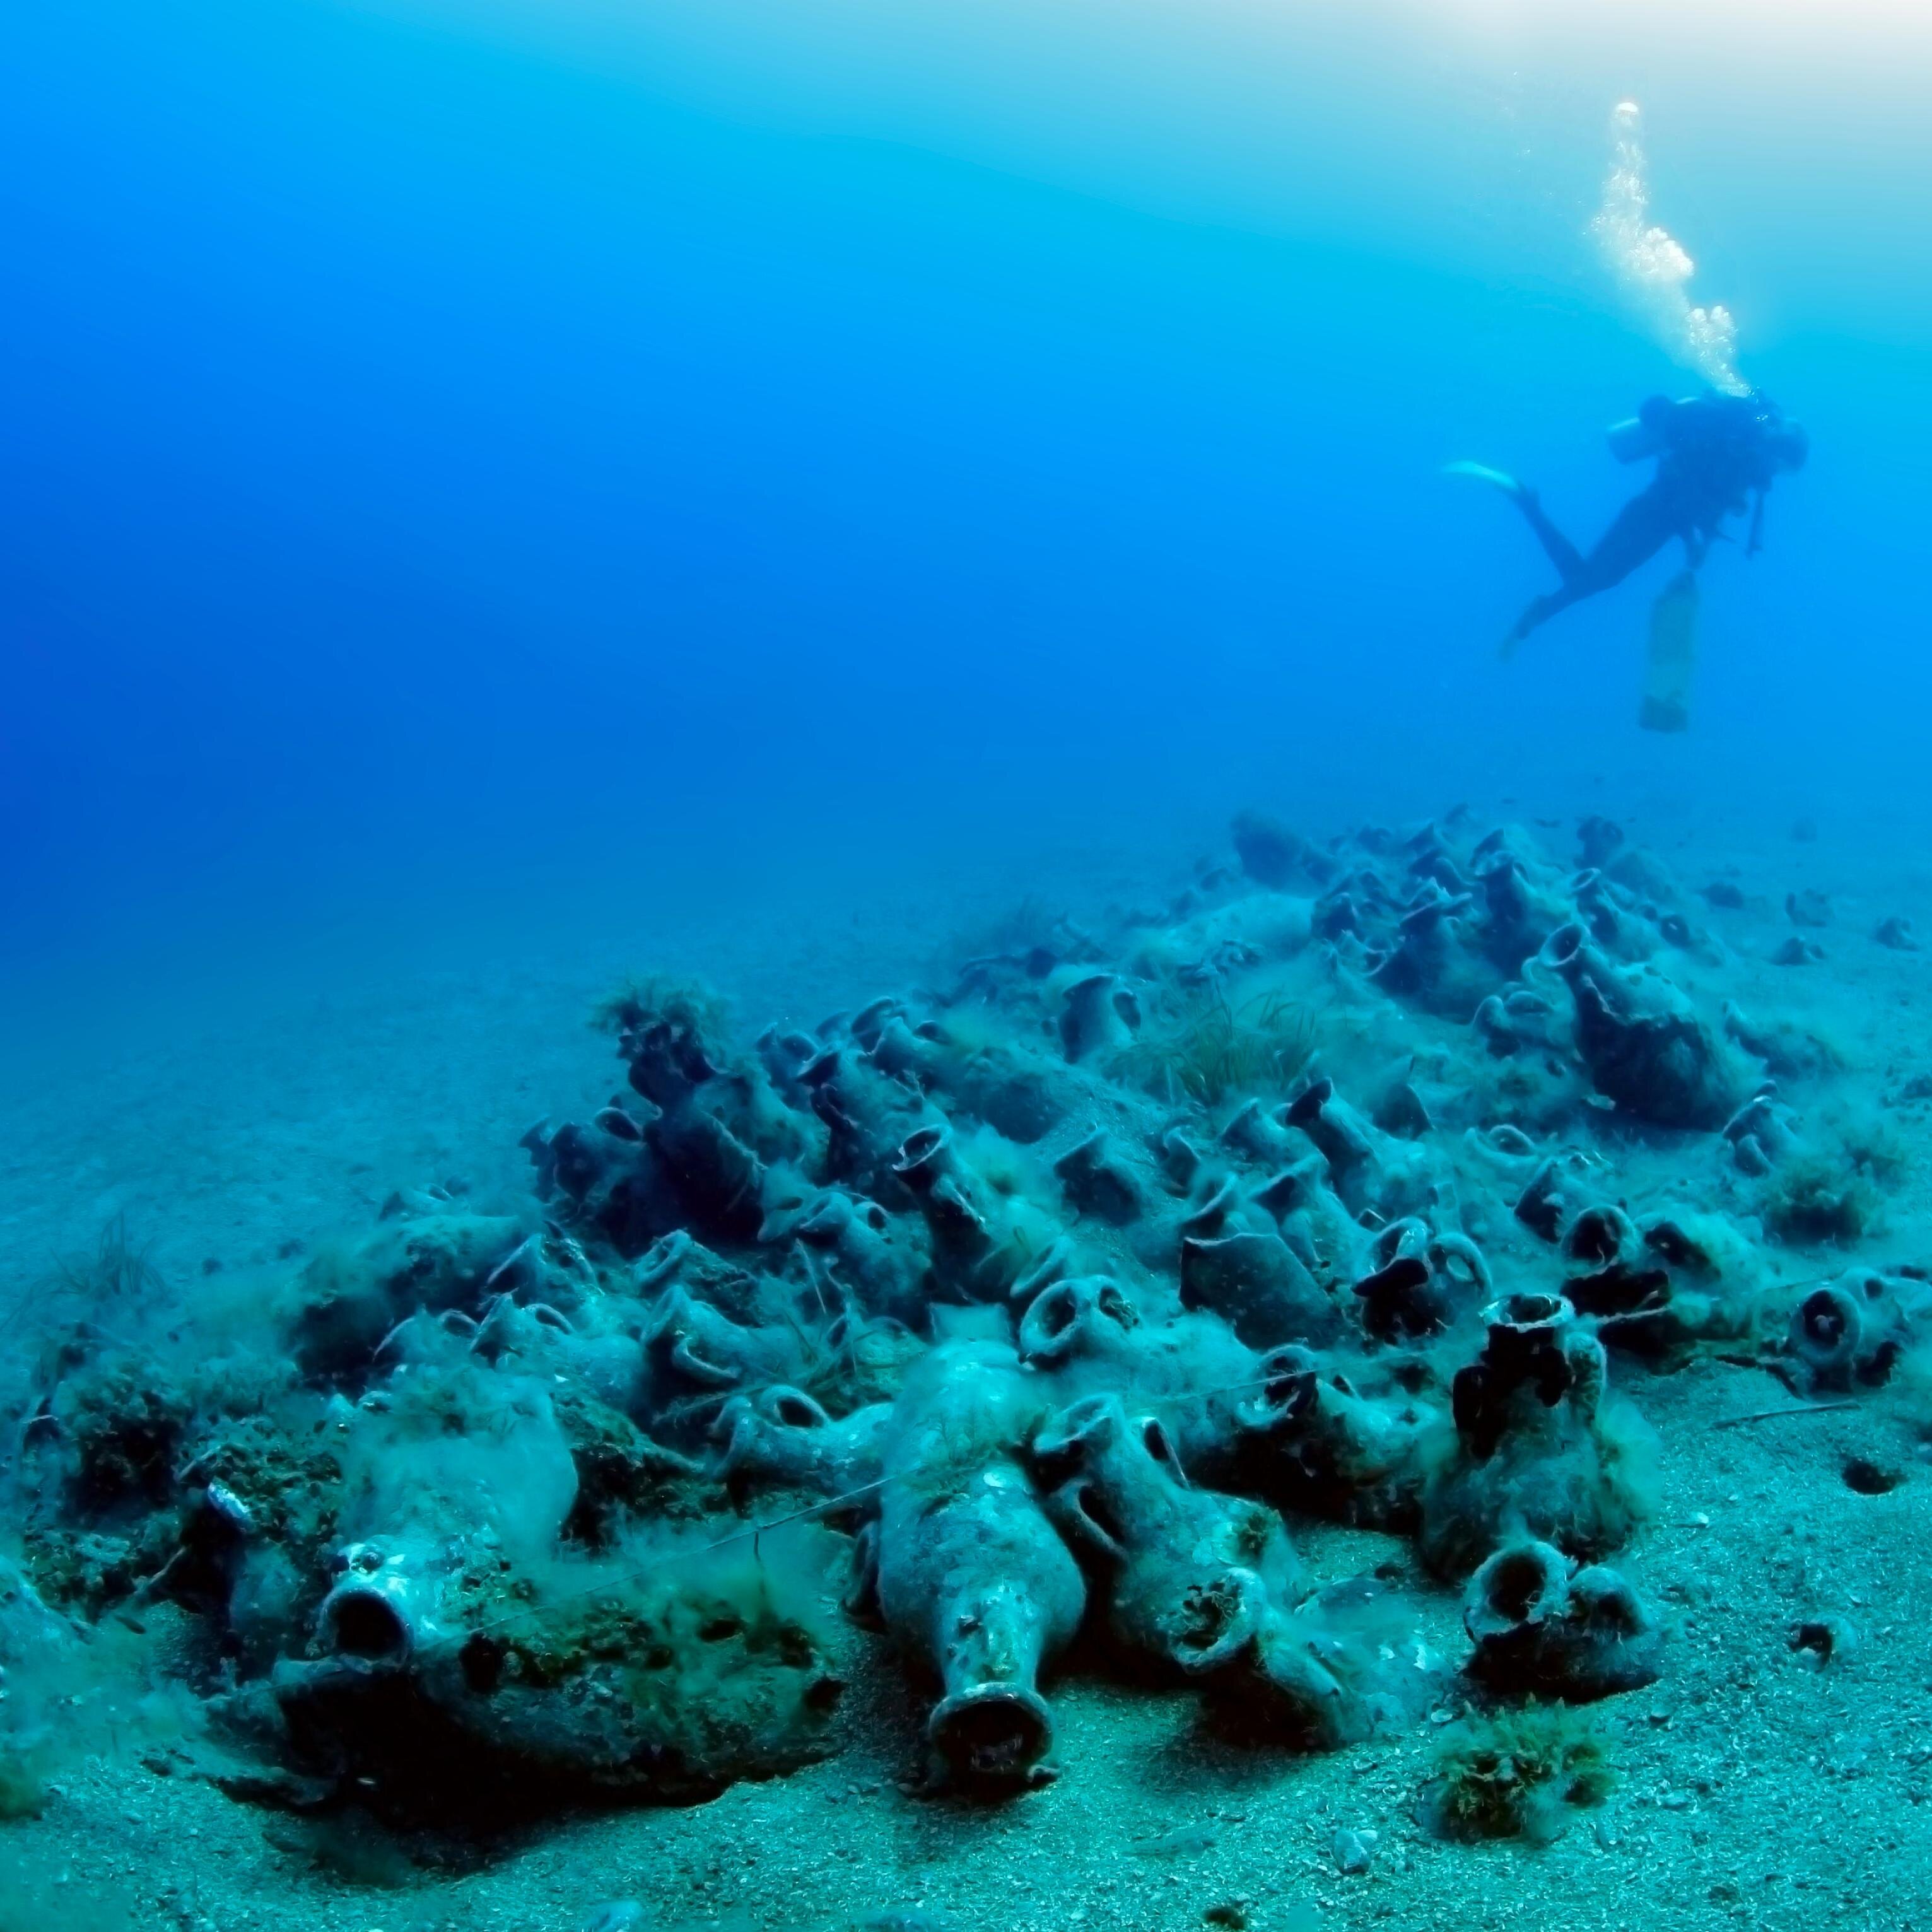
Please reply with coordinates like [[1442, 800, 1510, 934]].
[[1443, 460, 1524, 496]]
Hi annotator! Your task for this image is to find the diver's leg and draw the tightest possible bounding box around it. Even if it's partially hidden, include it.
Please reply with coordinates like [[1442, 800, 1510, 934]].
[[1509, 491, 1586, 582], [1501, 492, 1680, 657], [1566, 488, 1680, 597], [1447, 461, 1588, 580], [1501, 583, 1584, 657]]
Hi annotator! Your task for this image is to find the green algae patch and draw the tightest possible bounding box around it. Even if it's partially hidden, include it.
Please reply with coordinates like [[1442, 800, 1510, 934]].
[[1420, 1703, 1618, 1844]]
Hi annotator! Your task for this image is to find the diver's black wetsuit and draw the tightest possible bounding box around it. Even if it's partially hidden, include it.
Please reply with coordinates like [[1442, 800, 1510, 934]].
[[1506, 391, 1803, 648]]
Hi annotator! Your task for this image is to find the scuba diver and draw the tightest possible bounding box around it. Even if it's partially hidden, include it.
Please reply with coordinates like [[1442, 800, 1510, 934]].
[[1453, 389, 1809, 659]]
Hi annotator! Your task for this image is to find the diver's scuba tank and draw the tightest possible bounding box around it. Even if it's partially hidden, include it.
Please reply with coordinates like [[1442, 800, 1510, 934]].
[[1610, 388, 1795, 466], [1640, 570, 1699, 734], [1605, 394, 1685, 464], [1606, 415, 1661, 463]]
